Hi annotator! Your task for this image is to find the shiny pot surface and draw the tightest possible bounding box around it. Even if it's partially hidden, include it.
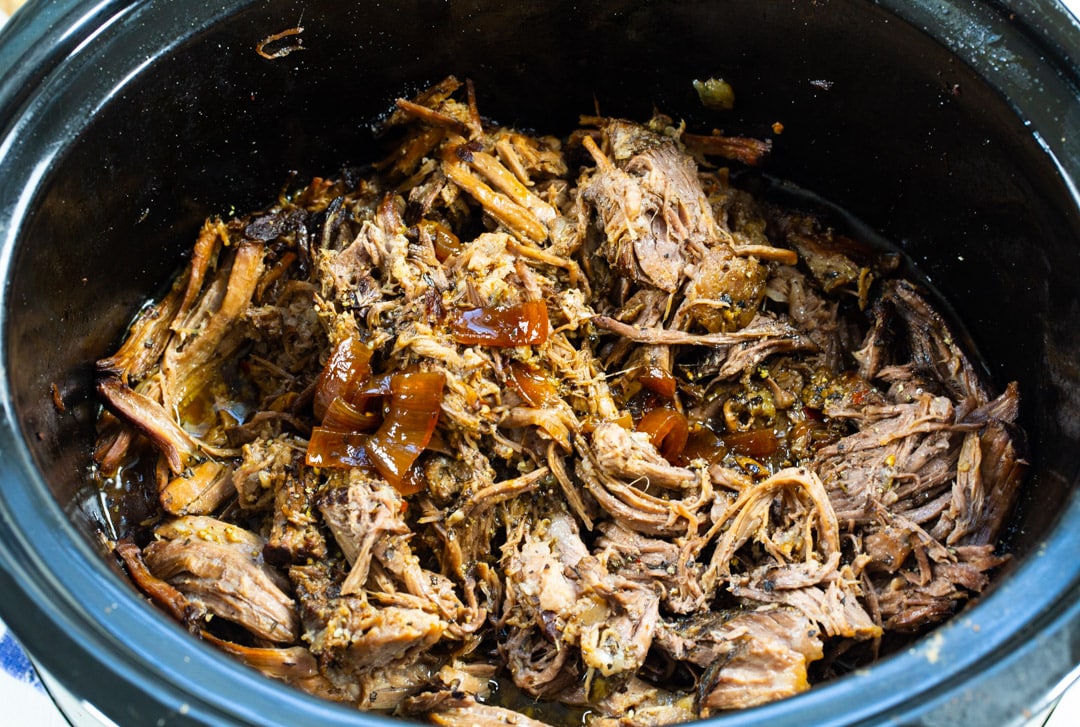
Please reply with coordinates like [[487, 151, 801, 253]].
[[1, 1, 1079, 725]]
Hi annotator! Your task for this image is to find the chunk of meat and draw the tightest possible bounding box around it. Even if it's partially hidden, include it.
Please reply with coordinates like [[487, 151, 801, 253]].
[[594, 521, 705, 614], [581, 121, 719, 293], [732, 576, 882, 641], [427, 700, 556, 727], [317, 470, 410, 595], [233, 436, 305, 510], [265, 466, 327, 565], [200, 632, 350, 700], [576, 431, 708, 538], [812, 393, 963, 525], [501, 503, 661, 686], [703, 467, 840, 597], [160, 460, 234, 516], [161, 241, 266, 416], [589, 421, 696, 490], [935, 385, 1027, 546], [883, 280, 991, 407], [114, 538, 203, 627], [96, 377, 202, 474], [290, 563, 447, 674], [143, 517, 299, 643], [680, 246, 767, 332], [356, 659, 442, 711], [699, 609, 824, 712]]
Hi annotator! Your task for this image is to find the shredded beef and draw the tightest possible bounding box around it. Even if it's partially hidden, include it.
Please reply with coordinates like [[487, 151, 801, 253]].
[[97, 77, 1027, 726]]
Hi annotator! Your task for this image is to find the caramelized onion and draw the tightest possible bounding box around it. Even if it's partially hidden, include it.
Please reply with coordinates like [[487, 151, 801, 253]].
[[305, 427, 370, 469], [506, 361, 560, 407], [636, 407, 689, 463], [313, 337, 374, 421], [321, 396, 381, 433], [681, 426, 727, 466], [344, 373, 395, 416], [723, 428, 779, 458], [307, 371, 445, 495], [639, 365, 677, 400], [449, 300, 548, 347], [420, 219, 464, 261], [365, 371, 446, 490]]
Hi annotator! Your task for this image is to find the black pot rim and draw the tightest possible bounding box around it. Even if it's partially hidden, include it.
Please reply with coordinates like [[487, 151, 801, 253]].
[[1, 1, 1079, 725]]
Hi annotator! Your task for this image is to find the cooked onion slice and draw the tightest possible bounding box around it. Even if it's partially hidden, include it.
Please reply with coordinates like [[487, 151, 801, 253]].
[[305, 427, 370, 469], [448, 300, 548, 347], [639, 364, 677, 400], [723, 428, 780, 458], [307, 371, 445, 495], [366, 371, 446, 490], [419, 219, 465, 261], [321, 396, 381, 433], [636, 407, 689, 463], [506, 361, 559, 407], [312, 337, 374, 421]]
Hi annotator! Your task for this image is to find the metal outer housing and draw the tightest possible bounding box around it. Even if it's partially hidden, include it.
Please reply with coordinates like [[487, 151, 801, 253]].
[[1, 1, 1078, 725]]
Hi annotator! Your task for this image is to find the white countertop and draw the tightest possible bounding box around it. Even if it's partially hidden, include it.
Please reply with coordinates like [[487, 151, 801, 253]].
[[1, 619, 75, 726]]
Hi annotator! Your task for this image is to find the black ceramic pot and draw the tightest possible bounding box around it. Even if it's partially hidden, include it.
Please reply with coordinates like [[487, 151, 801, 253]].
[[1, 1, 1079, 725]]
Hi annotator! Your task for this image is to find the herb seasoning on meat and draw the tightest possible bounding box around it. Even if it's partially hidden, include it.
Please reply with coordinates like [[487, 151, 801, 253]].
[[94, 77, 1027, 725]]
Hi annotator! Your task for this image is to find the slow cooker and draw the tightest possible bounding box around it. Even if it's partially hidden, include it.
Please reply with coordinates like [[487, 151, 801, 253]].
[[1, 1, 1079, 725]]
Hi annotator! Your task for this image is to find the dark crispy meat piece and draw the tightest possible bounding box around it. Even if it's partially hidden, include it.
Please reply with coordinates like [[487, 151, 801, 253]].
[[499, 627, 579, 698], [317, 213, 388, 311], [874, 543, 1006, 632], [114, 538, 204, 627], [97, 377, 202, 474], [96, 274, 186, 384], [653, 611, 742, 667], [682, 131, 773, 167]]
